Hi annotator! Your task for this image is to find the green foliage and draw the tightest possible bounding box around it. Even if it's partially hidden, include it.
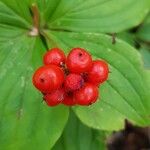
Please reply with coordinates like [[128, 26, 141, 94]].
[[137, 14, 150, 42], [52, 111, 108, 150], [44, 0, 150, 32], [0, 0, 150, 150], [140, 46, 150, 69]]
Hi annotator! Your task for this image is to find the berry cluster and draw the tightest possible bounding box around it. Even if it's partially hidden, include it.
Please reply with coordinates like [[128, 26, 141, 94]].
[[32, 48, 109, 106]]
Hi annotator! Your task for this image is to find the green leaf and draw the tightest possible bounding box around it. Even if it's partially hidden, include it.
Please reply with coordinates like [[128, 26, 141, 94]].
[[42, 0, 60, 23], [117, 32, 136, 46], [140, 46, 150, 69], [46, 0, 150, 33], [137, 14, 150, 42], [0, 0, 32, 24], [52, 111, 107, 150], [0, 25, 69, 150], [44, 31, 150, 130], [0, 1, 31, 29]]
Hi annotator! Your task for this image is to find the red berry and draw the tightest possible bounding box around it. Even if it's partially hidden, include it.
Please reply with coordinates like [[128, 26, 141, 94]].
[[32, 65, 64, 92], [44, 88, 65, 106], [62, 92, 76, 106], [75, 83, 99, 106], [64, 73, 84, 91], [66, 48, 92, 73], [88, 60, 109, 85], [43, 48, 66, 66]]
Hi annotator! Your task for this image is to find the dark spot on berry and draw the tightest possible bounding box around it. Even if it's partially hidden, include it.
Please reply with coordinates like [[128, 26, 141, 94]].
[[78, 52, 83, 57], [67, 91, 73, 97], [40, 78, 45, 83]]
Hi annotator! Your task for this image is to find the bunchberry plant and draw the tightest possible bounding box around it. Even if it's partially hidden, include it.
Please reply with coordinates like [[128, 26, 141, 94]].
[[32, 48, 109, 106], [0, 0, 149, 150]]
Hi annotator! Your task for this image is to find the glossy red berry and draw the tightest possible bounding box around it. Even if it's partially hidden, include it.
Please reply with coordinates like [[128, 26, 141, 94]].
[[87, 60, 109, 85], [75, 83, 99, 106], [64, 73, 84, 91], [43, 48, 66, 66], [62, 92, 76, 106], [44, 88, 65, 106], [32, 65, 64, 92], [66, 48, 92, 73]]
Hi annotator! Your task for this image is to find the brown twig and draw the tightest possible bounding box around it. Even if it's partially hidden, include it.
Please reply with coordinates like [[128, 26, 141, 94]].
[[29, 3, 40, 36], [112, 33, 116, 44]]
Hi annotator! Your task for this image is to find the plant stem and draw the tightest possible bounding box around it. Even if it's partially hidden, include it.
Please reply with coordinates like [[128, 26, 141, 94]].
[[112, 33, 116, 44], [29, 3, 40, 36], [32, 3, 39, 29]]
